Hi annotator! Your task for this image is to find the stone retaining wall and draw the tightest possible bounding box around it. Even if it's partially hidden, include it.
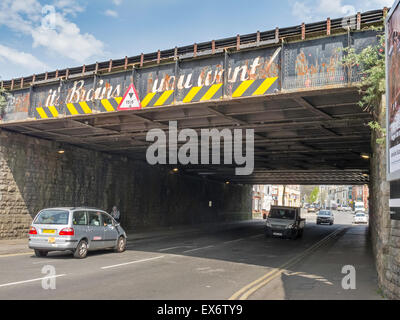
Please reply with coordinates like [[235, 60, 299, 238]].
[[0, 130, 252, 239]]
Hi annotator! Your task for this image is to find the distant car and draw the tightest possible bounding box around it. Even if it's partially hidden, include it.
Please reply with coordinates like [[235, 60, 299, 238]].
[[353, 212, 368, 224], [316, 210, 334, 225], [28, 207, 127, 258], [342, 206, 352, 212], [307, 206, 316, 213]]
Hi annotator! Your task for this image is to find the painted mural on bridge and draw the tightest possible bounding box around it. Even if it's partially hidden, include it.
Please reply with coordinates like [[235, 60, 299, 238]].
[[1, 30, 378, 122]]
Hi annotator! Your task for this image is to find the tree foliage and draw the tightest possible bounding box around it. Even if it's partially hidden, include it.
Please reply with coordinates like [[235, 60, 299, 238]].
[[341, 26, 386, 143], [0, 87, 9, 117], [308, 187, 320, 204]]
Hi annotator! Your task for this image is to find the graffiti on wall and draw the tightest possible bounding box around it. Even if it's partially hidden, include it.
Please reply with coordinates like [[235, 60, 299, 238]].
[[2, 30, 379, 122]]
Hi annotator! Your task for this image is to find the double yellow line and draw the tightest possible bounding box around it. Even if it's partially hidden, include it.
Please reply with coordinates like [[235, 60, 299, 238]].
[[229, 227, 346, 300]]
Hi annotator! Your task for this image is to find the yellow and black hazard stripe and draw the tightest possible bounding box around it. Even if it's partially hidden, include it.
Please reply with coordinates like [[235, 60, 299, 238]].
[[98, 97, 122, 112], [232, 77, 278, 98], [231, 77, 278, 98], [141, 90, 174, 108], [182, 83, 223, 104], [33, 77, 279, 119], [35, 106, 62, 119], [65, 101, 96, 116]]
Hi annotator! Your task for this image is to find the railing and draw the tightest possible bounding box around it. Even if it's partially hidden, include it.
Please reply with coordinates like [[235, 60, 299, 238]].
[[0, 8, 386, 91]]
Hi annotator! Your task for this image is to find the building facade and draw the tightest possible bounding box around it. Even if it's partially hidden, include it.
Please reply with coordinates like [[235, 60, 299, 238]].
[[252, 185, 300, 218]]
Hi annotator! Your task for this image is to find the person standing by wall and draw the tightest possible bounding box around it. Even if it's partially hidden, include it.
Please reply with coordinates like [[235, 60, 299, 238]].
[[111, 206, 121, 223]]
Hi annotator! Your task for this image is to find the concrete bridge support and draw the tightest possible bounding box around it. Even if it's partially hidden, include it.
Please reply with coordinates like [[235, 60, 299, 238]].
[[0, 130, 252, 239]]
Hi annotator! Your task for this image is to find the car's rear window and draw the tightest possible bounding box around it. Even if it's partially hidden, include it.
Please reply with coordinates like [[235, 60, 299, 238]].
[[318, 211, 331, 216], [34, 210, 70, 225], [356, 214, 365, 217]]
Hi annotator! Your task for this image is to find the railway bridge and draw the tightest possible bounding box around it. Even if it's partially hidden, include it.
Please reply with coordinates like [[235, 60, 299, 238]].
[[0, 9, 385, 235]]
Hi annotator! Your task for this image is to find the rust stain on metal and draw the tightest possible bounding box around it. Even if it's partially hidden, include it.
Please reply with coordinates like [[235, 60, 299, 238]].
[[327, 18, 331, 36], [13, 92, 30, 113]]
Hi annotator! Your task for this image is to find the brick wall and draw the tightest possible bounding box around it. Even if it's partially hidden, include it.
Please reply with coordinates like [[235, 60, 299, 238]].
[[0, 130, 252, 239]]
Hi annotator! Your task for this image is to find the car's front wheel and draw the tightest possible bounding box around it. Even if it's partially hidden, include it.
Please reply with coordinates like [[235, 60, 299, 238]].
[[74, 240, 88, 259], [34, 249, 48, 257], [115, 236, 126, 253]]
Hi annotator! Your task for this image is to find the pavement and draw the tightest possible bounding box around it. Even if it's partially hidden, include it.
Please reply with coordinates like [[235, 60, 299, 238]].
[[0, 212, 384, 300], [249, 224, 382, 300]]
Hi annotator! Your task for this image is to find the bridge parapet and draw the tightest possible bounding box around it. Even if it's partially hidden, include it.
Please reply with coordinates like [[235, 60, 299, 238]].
[[0, 15, 382, 123]]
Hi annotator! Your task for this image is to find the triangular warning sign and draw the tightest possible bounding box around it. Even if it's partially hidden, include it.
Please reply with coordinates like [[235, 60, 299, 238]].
[[117, 83, 141, 110]]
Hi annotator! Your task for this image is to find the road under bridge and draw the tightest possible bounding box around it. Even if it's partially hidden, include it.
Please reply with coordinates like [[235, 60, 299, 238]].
[[0, 9, 386, 240]]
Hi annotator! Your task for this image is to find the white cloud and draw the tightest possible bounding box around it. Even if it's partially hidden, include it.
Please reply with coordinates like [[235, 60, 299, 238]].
[[113, 0, 123, 5], [0, 44, 48, 70], [31, 12, 104, 63], [291, 0, 392, 23], [105, 9, 119, 18], [292, 2, 313, 22], [53, 0, 85, 17], [292, 0, 356, 22], [365, 0, 394, 8], [0, 0, 104, 65]]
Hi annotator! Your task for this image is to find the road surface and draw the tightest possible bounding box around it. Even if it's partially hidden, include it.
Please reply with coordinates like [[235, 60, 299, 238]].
[[0, 211, 381, 299]]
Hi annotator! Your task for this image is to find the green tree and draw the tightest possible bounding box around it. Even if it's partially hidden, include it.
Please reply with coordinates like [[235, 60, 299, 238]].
[[0, 86, 9, 117], [341, 25, 386, 144], [308, 187, 320, 204]]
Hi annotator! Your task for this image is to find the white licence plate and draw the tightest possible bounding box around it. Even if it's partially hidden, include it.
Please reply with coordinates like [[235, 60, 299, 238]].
[[273, 232, 283, 236]]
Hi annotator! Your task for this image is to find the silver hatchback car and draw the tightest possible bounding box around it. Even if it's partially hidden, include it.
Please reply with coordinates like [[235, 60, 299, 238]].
[[28, 207, 127, 259]]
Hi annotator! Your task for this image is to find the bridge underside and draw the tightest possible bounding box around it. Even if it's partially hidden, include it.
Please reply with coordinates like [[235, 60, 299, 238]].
[[0, 86, 371, 185]]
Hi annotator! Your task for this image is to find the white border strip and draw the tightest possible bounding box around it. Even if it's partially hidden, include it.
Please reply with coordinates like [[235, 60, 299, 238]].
[[389, 198, 400, 207]]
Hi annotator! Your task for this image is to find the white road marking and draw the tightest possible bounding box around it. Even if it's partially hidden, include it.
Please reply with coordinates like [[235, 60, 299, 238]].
[[158, 246, 193, 252], [0, 252, 32, 258], [101, 255, 165, 269], [32, 260, 58, 265], [183, 245, 214, 253], [0, 274, 66, 288], [223, 238, 244, 244], [249, 234, 263, 239]]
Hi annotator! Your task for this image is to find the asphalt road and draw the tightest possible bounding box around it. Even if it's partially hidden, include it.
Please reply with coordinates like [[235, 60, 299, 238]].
[[0, 211, 379, 300]]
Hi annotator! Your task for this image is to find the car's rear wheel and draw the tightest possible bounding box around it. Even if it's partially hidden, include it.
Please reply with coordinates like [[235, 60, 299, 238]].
[[74, 240, 88, 259], [34, 249, 48, 257], [115, 236, 126, 253]]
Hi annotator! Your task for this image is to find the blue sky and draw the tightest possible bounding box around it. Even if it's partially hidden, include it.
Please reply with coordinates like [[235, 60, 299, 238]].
[[0, 0, 394, 80]]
